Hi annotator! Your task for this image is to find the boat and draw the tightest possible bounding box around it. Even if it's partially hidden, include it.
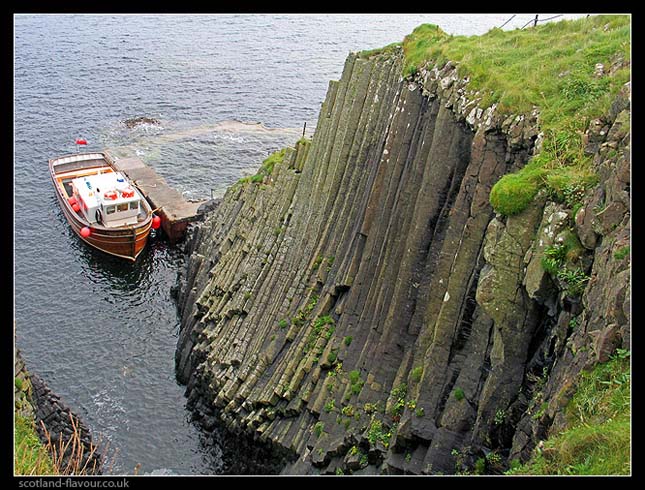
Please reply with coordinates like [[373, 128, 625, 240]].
[[49, 151, 160, 261]]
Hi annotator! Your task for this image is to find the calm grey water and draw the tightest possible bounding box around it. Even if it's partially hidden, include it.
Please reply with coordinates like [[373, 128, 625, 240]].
[[14, 13, 587, 475]]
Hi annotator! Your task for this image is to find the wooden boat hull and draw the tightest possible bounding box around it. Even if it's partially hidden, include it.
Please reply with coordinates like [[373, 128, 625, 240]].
[[49, 153, 153, 262]]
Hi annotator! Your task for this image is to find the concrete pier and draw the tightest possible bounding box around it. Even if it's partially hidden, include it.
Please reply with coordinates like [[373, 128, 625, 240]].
[[104, 151, 207, 244]]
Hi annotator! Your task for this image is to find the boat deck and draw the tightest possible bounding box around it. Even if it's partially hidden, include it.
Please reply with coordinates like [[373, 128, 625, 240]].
[[104, 151, 206, 244]]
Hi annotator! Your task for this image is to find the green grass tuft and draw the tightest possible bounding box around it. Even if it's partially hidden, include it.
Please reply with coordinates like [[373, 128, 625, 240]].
[[313, 421, 325, 438], [614, 246, 630, 260], [411, 366, 424, 383], [235, 147, 288, 188], [453, 387, 465, 402]]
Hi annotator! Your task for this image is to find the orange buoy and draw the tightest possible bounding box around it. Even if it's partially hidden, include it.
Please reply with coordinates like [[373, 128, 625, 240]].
[[68, 196, 77, 206], [72, 203, 81, 213], [152, 215, 161, 230], [80, 227, 91, 238]]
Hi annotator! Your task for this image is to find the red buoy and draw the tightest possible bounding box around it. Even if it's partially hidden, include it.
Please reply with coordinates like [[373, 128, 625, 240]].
[[68, 196, 77, 206], [72, 203, 81, 213], [152, 215, 161, 230], [80, 227, 91, 238]]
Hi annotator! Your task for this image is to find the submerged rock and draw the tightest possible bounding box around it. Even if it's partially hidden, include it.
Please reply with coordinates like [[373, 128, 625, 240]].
[[123, 116, 161, 129]]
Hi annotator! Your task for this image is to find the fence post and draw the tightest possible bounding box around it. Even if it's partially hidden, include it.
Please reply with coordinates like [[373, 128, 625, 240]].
[[534, 15, 539, 27]]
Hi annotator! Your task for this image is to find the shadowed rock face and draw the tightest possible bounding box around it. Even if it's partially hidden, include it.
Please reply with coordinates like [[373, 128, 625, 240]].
[[174, 49, 630, 475]]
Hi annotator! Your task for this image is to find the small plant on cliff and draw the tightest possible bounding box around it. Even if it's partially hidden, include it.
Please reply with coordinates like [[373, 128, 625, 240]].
[[389, 383, 408, 420], [614, 246, 630, 260], [451, 447, 472, 475], [557, 268, 590, 297], [341, 404, 355, 417], [313, 421, 325, 438], [233, 147, 288, 189], [568, 316, 580, 332], [258, 148, 287, 177], [323, 256, 335, 273], [411, 366, 424, 383], [306, 295, 318, 313], [326, 349, 338, 364], [474, 457, 486, 475], [453, 387, 465, 402], [349, 370, 365, 396], [324, 399, 336, 413], [541, 232, 586, 283], [542, 243, 567, 275], [311, 255, 324, 272], [363, 402, 380, 414], [367, 417, 392, 448]]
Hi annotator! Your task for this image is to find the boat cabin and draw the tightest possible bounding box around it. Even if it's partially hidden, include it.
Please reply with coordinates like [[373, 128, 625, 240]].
[[71, 172, 142, 227]]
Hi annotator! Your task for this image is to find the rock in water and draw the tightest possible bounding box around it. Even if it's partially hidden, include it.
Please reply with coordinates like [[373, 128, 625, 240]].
[[123, 116, 161, 129]]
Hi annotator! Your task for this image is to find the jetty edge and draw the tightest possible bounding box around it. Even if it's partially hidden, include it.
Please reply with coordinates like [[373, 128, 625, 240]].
[[104, 150, 213, 245]]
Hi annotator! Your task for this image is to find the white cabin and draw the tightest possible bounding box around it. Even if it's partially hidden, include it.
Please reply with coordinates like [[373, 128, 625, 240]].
[[71, 172, 142, 227]]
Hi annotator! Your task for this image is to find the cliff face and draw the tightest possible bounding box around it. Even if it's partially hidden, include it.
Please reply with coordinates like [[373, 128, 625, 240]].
[[175, 48, 630, 474]]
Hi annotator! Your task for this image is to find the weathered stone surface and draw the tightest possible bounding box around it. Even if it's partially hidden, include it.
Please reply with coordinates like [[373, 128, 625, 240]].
[[524, 201, 568, 314]]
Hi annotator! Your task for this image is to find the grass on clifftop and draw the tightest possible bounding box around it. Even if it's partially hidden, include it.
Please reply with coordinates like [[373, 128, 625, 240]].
[[399, 15, 630, 216], [507, 349, 631, 475]]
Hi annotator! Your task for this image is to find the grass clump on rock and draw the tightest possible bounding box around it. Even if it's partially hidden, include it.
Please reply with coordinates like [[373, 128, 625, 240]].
[[236, 147, 287, 187]]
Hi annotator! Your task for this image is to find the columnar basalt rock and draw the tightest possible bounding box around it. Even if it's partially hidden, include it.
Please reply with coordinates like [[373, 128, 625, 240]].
[[175, 47, 630, 475]]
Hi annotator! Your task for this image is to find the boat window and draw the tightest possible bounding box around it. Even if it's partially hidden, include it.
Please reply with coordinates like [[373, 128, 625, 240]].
[[129, 201, 139, 210], [105, 205, 116, 215], [117, 203, 128, 212]]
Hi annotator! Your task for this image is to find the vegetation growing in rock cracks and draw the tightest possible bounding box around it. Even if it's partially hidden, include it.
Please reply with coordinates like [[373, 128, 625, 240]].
[[541, 231, 590, 297], [507, 349, 630, 475], [398, 15, 629, 216]]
